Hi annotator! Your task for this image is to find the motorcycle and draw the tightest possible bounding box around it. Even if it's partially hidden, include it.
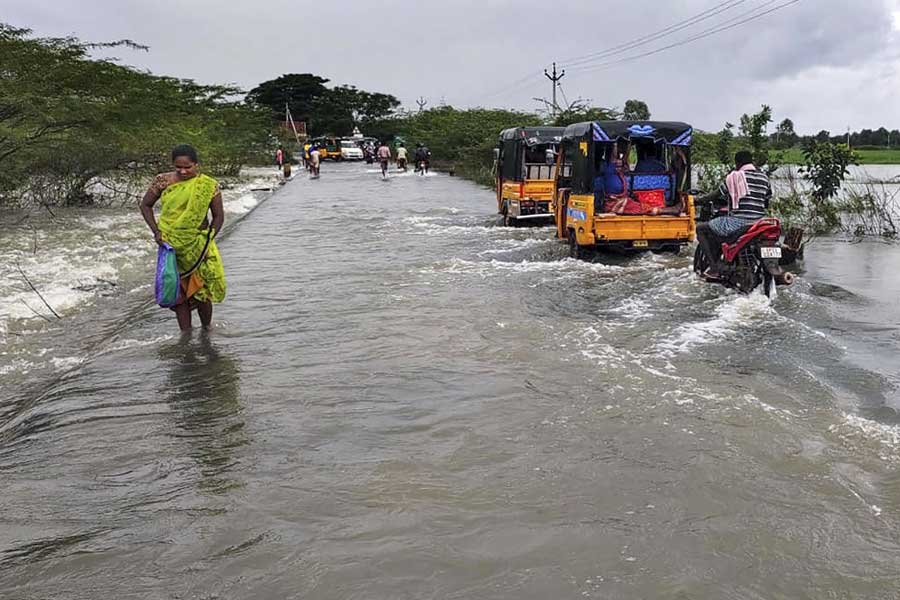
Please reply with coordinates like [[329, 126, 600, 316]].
[[694, 218, 795, 296], [693, 193, 795, 297]]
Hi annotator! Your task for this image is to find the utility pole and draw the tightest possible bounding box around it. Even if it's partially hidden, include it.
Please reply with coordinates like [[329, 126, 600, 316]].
[[847, 125, 851, 149], [544, 62, 565, 115], [416, 96, 428, 112]]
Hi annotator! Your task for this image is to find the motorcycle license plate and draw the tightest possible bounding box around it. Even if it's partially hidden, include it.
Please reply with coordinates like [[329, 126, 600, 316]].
[[633, 240, 648, 248], [760, 246, 782, 259]]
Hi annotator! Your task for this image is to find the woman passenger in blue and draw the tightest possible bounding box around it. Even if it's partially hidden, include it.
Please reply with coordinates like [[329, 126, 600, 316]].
[[593, 144, 629, 211]]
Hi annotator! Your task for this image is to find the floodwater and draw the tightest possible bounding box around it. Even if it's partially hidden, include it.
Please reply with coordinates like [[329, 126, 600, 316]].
[[2, 163, 900, 599]]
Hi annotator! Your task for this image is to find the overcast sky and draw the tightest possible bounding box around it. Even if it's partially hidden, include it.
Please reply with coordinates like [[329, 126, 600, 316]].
[[6, 0, 900, 134]]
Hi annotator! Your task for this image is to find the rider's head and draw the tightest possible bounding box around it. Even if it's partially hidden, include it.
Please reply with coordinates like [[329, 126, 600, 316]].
[[735, 150, 754, 168], [416, 142, 422, 148]]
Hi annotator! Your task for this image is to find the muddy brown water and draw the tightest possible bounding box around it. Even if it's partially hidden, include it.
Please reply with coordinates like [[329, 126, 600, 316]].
[[2, 163, 900, 599]]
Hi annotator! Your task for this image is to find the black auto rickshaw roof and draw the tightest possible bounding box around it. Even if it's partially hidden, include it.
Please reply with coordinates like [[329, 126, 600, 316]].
[[499, 126, 565, 146], [563, 121, 693, 146]]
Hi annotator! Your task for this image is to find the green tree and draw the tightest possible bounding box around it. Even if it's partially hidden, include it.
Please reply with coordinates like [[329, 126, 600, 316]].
[[815, 130, 831, 143], [774, 118, 797, 149], [552, 105, 620, 127], [799, 141, 858, 232], [356, 91, 402, 126], [716, 123, 735, 165], [308, 85, 400, 136], [622, 99, 651, 121], [0, 23, 270, 204], [245, 73, 329, 123]]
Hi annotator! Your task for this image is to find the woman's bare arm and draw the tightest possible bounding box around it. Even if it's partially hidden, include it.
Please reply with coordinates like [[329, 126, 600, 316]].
[[209, 191, 224, 237], [140, 183, 163, 245]]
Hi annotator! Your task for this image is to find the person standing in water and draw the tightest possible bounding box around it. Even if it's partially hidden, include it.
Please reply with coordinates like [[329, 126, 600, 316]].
[[309, 144, 321, 178], [376, 141, 392, 178], [396, 143, 408, 172], [140, 144, 227, 332]]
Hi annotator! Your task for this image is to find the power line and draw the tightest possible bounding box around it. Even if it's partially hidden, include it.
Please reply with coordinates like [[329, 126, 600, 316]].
[[473, 0, 799, 105], [566, 0, 803, 75], [478, 0, 749, 102], [479, 72, 545, 102], [559, 0, 749, 69]]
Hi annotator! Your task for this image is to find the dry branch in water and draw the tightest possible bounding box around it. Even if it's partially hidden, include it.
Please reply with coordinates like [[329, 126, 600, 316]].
[[19, 299, 54, 324], [15, 262, 61, 320]]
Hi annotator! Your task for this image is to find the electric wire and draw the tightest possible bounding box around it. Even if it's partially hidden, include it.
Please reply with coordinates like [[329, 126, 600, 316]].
[[476, 0, 753, 101], [474, 0, 801, 104], [559, 0, 750, 69], [565, 0, 802, 75]]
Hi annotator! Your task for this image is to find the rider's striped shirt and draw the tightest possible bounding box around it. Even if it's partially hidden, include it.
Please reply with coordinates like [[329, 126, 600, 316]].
[[719, 167, 771, 220]]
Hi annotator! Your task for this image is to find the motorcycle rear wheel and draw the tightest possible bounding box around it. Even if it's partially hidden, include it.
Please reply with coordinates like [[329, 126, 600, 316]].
[[693, 244, 710, 274], [733, 250, 762, 294]]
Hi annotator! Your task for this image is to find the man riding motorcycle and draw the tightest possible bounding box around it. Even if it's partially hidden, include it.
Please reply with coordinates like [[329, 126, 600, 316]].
[[414, 143, 431, 174], [695, 150, 772, 279]]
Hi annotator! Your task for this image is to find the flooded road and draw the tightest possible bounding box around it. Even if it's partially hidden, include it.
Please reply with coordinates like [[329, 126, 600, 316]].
[[3, 163, 900, 599]]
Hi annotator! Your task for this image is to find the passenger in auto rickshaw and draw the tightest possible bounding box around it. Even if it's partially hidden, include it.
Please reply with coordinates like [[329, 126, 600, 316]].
[[594, 141, 686, 216], [633, 139, 668, 173], [594, 144, 631, 214]]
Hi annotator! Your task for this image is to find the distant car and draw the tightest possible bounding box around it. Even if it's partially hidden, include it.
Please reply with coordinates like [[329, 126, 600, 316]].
[[340, 139, 364, 161]]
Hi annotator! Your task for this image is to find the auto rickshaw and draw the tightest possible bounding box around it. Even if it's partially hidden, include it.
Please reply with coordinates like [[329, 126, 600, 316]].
[[309, 136, 342, 161], [553, 121, 696, 256], [495, 127, 568, 226]]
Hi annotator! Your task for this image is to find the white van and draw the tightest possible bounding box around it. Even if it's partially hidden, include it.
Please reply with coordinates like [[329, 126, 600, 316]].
[[340, 139, 364, 161]]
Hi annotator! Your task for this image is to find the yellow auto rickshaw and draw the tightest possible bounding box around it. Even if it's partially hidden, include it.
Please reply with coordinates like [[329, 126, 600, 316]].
[[553, 121, 696, 257], [495, 127, 568, 226]]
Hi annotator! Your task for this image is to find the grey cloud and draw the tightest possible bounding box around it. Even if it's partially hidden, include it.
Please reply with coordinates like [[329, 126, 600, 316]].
[[4, 0, 899, 133]]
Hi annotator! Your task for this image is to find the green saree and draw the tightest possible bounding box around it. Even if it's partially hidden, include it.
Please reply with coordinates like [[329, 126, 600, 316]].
[[158, 174, 226, 303]]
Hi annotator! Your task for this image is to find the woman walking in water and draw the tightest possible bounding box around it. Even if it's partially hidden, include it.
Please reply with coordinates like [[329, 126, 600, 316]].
[[140, 144, 227, 331]]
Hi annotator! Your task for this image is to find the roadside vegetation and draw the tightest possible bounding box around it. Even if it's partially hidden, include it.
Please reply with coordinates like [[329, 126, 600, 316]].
[[694, 106, 898, 239], [2, 22, 897, 241], [0, 24, 271, 208]]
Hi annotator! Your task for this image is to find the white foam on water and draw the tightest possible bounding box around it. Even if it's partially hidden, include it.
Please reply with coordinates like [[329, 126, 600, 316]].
[[78, 214, 134, 230], [102, 334, 175, 354], [51, 356, 85, 371], [403, 216, 502, 237], [606, 297, 652, 324], [478, 237, 557, 256], [0, 252, 120, 323], [739, 392, 799, 420], [656, 289, 774, 355], [0, 359, 35, 376], [830, 413, 900, 461], [421, 257, 626, 279], [223, 193, 260, 216]]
